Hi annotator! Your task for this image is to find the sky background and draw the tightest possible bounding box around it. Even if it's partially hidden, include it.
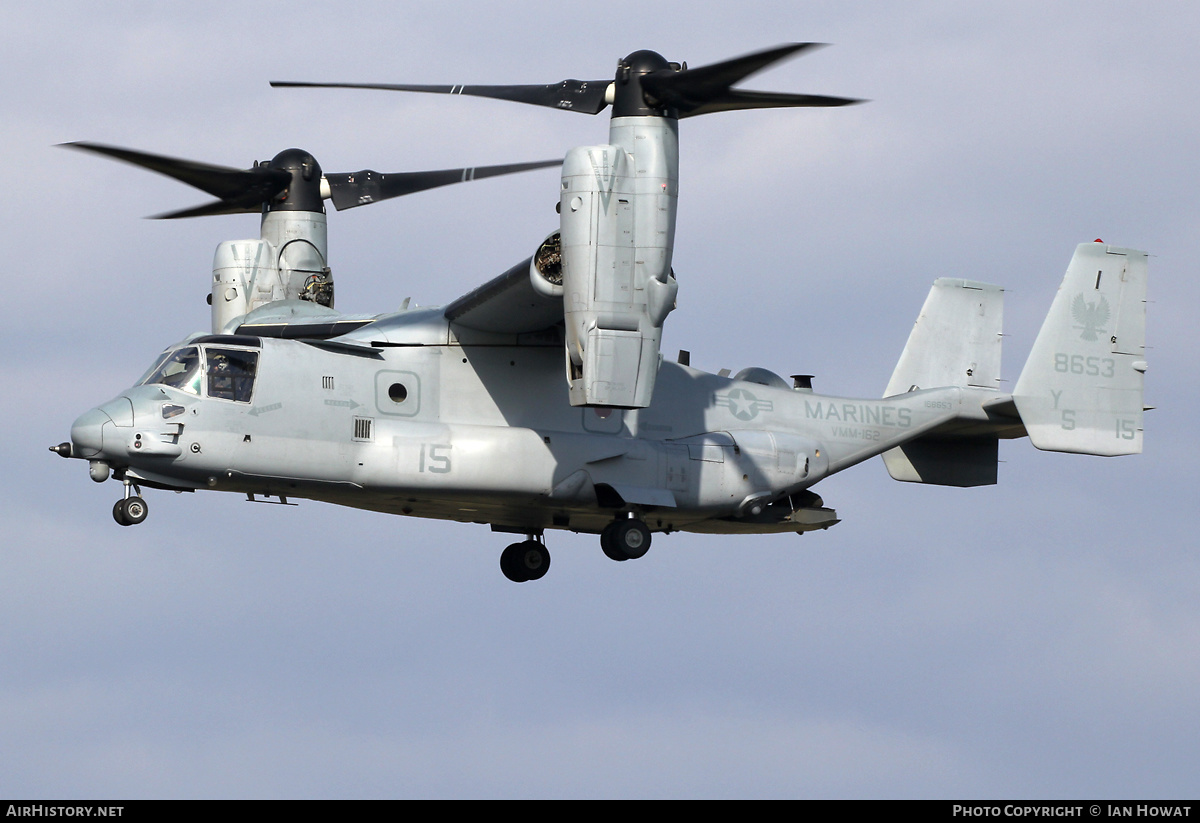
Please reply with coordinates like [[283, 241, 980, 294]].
[[2, 0, 1198, 799]]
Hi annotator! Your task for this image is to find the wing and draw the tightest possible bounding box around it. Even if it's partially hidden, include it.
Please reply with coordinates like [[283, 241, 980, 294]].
[[443, 249, 564, 335]]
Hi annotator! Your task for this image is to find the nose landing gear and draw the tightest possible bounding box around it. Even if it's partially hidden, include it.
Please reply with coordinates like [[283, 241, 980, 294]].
[[112, 480, 148, 526]]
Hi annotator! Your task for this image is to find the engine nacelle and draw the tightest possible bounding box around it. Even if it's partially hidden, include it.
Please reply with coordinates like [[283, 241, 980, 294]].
[[558, 117, 679, 408], [210, 210, 332, 333], [212, 239, 271, 334]]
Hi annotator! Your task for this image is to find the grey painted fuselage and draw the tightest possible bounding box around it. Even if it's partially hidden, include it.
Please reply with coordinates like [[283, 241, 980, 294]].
[[74, 305, 995, 538]]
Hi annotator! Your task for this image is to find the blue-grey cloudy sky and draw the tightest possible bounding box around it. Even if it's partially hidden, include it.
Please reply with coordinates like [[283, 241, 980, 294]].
[[3, 0, 1197, 798]]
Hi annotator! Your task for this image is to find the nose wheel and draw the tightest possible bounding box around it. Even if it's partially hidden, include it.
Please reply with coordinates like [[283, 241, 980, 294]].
[[112, 481, 148, 526], [500, 538, 550, 582], [112, 496, 148, 526]]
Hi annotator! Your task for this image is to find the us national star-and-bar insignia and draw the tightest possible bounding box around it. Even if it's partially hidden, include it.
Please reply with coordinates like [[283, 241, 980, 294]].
[[715, 388, 774, 421]]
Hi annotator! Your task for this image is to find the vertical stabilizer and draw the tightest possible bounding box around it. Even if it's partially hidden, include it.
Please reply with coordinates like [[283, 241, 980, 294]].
[[882, 278, 1004, 486], [885, 278, 1004, 396], [1013, 242, 1148, 455]]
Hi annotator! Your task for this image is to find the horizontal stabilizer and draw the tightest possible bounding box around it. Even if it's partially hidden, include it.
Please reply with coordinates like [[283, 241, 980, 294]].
[[885, 278, 1004, 397], [1013, 242, 1147, 456]]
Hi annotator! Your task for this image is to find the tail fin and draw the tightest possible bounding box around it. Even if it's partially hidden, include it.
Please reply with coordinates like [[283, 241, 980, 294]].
[[885, 278, 1004, 396], [882, 278, 1004, 487], [1013, 242, 1148, 456]]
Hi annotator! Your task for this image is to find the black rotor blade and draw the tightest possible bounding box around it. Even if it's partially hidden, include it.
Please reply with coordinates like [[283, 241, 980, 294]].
[[654, 43, 819, 98], [272, 80, 611, 114], [151, 201, 266, 220], [677, 89, 862, 118], [640, 43, 860, 116], [324, 159, 562, 211], [62, 142, 292, 217]]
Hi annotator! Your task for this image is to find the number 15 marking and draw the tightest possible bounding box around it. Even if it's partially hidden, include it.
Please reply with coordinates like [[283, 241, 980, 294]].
[[419, 444, 452, 473]]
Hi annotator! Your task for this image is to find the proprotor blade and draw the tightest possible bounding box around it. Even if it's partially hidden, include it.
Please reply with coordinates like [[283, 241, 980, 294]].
[[271, 80, 612, 114], [672, 88, 861, 118], [151, 200, 266, 220], [324, 159, 562, 211], [62, 142, 293, 218], [639, 43, 863, 117], [649, 43, 820, 99], [274, 43, 861, 121]]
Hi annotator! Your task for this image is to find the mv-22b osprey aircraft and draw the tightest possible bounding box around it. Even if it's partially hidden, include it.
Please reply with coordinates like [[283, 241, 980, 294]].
[[53, 45, 1148, 582]]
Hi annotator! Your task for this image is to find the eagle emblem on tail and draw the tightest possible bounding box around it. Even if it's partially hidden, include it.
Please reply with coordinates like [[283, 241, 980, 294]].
[[1072, 293, 1110, 341]]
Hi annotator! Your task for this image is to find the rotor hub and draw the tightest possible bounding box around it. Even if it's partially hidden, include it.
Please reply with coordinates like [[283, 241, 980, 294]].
[[613, 50, 677, 118], [263, 148, 325, 213]]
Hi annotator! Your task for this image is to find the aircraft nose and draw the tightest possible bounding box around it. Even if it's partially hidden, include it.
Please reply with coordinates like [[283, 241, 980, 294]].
[[70, 407, 113, 458]]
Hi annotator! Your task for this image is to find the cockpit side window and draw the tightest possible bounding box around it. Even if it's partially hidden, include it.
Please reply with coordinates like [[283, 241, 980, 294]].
[[142, 347, 202, 395], [205, 347, 258, 403]]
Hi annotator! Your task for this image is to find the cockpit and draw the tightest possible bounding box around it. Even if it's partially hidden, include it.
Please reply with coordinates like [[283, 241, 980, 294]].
[[139, 337, 260, 403]]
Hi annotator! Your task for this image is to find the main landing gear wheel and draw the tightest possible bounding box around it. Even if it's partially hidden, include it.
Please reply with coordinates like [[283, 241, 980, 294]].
[[600, 526, 626, 562], [500, 540, 550, 583], [601, 518, 651, 561], [113, 496, 148, 526]]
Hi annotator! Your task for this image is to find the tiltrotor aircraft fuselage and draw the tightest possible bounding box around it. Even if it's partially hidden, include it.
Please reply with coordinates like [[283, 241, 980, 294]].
[[53, 46, 1148, 582]]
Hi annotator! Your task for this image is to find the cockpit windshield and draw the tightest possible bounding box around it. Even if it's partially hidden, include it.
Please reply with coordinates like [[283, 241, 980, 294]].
[[141, 347, 202, 395], [139, 345, 259, 402]]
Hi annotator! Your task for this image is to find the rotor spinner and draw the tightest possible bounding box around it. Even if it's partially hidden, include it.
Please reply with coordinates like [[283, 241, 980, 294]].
[[258, 148, 325, 214], [612, 50, 678, 118]]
